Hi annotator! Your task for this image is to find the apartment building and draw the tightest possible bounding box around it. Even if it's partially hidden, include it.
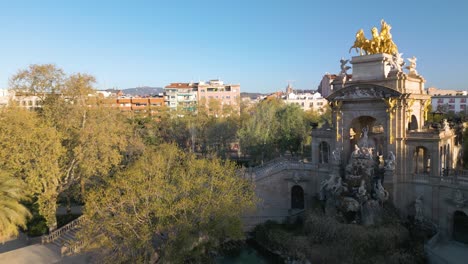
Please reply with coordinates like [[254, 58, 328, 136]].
[[432, 94, 468, 113], [164, 82, 198, 111], [197, 80, 240, 113], [429, 87, 468, 113], [0, 89, 13, 107], [164, 80, 240, 113]]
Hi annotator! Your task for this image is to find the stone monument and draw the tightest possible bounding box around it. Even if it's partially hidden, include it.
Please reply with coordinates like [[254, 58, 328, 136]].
[[312, 20, 458, 231]]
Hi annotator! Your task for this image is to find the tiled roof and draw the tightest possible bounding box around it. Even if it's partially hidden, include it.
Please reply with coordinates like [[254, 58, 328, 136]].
[[165, 83, 197, 89]]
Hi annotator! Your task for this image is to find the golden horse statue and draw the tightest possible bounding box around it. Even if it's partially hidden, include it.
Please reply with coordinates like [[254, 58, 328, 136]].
[[349, 20, 398, 55], [349, 29, 370, 55]]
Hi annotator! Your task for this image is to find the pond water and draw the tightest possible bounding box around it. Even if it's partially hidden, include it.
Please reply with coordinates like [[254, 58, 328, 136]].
[[215, 240, 283, 264]]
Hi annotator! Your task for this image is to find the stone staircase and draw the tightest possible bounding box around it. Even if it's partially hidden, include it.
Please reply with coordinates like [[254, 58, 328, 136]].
[[41, 216, 84, 256]]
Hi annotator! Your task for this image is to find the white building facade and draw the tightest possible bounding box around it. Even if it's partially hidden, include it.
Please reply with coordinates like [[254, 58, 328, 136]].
[[283, 91, 327, 112], [431, 94, 468, 114]]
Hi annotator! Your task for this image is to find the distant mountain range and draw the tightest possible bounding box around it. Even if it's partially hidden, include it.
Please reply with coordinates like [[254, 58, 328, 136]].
[[240, 92, 267, 99], [122, 86, 164, 96]]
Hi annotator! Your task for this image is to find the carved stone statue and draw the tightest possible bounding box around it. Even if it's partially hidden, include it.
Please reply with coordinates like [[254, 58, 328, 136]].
[[415, 195, 424, 222], [389, 53, 405, 72], [379, 155, 385, 169], [443, 119, 450, 131], [352, 144, 361, 157], [406, 56, 418, 75], [320, 173, 347, 200], [358, 180, 367, 197], [385, 151, 396, 171], [332, 148, 341, 163], [453, 189, 466, 208], [375, 179, 389, 204], [340, 58, 351, 75], [361, 126, 369, 148]]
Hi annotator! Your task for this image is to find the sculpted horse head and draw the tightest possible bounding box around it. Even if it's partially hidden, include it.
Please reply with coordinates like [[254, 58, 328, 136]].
[[349, 29, 370, 55]]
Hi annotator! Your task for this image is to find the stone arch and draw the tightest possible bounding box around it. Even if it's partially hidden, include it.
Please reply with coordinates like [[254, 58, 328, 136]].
[[413, 146, 430, 174], [453, 210, 468, 244], [291, 185, 304, 209], [348, 116, 382, 155], [319, 141, 330, 164], [409, 115, 418, 131]]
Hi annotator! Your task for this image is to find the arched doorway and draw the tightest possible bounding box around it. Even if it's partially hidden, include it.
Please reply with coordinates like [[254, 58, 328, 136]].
[[318, 141, 329, 164], [409, 115, 418, 130], [413, 146, 430, 174], [348, 116, 383, 157], [453, 211, 468, 244], [291, 185, 304, 209]]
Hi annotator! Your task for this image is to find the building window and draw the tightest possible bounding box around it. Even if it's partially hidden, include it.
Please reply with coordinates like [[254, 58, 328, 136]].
[[449, 105, 455, 110], [449, 98, 455, 103], [317, 102, 323, 106], [437, 98, 444, 103], [461, 98, 466, 103], [309, 102, 313, 107]]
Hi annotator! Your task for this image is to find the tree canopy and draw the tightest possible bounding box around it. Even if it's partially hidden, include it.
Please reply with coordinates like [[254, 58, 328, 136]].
[[80, 144, 256, 263]]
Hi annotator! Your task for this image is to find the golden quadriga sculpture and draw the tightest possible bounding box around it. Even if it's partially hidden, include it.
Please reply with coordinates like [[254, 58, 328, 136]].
[[350, 20, 398, 56]]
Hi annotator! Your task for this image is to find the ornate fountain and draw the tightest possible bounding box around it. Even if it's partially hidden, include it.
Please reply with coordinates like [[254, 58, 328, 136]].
[[320, 126, 395, 225]]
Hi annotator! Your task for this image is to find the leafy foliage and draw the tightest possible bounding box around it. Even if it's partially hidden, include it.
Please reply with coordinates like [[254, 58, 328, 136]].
[[80, 144, 256, 263], [0, 108, 63, 230], [0, 170, 31, 242]]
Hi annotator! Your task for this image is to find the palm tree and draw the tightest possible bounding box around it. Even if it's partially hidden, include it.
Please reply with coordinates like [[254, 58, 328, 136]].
[[0, 171, 31, 243]]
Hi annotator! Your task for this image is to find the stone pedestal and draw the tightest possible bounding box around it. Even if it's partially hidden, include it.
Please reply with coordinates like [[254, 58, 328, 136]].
[[350, 53, 393, 81]]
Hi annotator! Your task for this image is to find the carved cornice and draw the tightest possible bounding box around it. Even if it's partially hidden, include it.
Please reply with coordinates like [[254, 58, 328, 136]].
[[327, 84, 401, 101]]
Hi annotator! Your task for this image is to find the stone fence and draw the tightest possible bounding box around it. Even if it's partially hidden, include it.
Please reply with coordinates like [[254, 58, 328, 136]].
[[411, 173, 468, 187], [252, 158, 314, 181], [41, 216, 84, 244]]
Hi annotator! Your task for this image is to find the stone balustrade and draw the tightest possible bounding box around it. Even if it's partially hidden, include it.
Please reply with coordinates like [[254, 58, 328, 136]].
[[253, 158, 314, 181], [41, 216, 84, 244], [61, 240, 84, 256]]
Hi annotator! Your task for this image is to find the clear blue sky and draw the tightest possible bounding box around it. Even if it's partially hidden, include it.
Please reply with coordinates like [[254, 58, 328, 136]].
[[0, 0, 467, 93]]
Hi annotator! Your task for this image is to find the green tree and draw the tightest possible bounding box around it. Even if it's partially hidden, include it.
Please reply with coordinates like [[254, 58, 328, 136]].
[[9, 64, 65, 100], [80, 144, 256, 263], [276, 104, 307, 155], [6, 66, 131, 228], [0, 108, 63, 230], [33, 69, 131, 197], [0, 170, 31, 243], [237, 99, 282, 164], [206, 116, 239, 158]]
